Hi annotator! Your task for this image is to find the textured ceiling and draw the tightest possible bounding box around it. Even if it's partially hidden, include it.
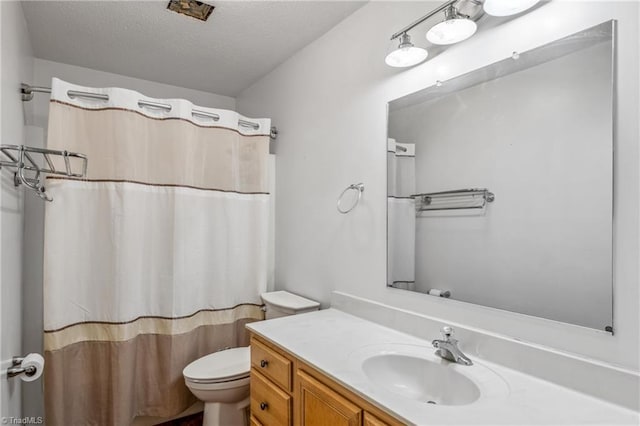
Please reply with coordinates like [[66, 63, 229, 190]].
[[22, 1, 366, 97]]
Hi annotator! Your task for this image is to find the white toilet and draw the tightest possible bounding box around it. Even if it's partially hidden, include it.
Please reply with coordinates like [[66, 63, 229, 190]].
[[183, 291, 320, 426]]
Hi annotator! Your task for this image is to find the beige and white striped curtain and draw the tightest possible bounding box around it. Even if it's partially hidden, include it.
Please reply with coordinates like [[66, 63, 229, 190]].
[[43, 78, 270, 425]]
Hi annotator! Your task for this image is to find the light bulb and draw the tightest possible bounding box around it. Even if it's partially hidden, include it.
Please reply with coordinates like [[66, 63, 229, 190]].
[[385, 33, 428, 68], [426, 18, 477, 45], [483, 0, 540, 17]]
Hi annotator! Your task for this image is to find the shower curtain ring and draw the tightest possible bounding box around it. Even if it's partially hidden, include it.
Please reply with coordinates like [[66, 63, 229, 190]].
[[337, 183, 364, 214]]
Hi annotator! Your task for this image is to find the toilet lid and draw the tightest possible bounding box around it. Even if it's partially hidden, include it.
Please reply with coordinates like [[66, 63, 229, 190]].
[[261, 291, 320, 311], [183, 347, 250, 383]]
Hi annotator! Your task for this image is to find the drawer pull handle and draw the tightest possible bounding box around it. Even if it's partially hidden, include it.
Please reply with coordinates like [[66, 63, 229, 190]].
[[260, 359, 269, 368], [260, 402, 268, 411]]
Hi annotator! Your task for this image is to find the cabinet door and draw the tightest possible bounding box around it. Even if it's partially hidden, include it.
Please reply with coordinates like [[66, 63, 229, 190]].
[[298, 370, 362, 426], [364, 411, 392, 426]]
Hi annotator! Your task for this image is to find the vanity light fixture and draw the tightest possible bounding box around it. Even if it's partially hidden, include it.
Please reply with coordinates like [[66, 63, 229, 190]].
[[483, 0, 540, 17], [426, 5, 477, 45], [385, 33, 429, 68], [386, 0, 483, 68], [386, 0, 538, 68]]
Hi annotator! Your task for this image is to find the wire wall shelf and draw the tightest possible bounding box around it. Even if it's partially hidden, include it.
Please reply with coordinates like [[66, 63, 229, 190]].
[[413, 188, 495, 212], [0, 145, 88, 202]]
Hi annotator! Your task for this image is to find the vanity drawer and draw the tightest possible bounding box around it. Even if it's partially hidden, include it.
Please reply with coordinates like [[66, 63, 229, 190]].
[[251, 369, 292, 426], [251, 337, 292, 391]]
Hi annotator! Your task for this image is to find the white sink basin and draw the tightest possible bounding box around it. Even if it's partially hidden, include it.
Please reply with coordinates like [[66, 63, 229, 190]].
[[362, 353, 480, 405], [350, 344, 509, 407]]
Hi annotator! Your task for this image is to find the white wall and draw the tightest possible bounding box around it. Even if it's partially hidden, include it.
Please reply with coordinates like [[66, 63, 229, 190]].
[[388, 42, 613, 330], [237, 1, 640, 371], [21, 59, 238, 419], [0, 1, 33, 419]]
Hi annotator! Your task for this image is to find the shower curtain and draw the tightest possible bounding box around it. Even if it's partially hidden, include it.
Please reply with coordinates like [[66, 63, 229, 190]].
[[43, 78, 270, 425], [387, 138, 416, 290]]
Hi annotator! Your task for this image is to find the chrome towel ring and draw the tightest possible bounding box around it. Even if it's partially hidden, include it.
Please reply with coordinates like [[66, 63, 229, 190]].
[[337, 183, 364, 214]]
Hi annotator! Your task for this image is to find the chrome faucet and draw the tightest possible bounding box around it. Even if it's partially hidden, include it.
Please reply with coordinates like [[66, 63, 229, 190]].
[[432, 326, 473, 366]]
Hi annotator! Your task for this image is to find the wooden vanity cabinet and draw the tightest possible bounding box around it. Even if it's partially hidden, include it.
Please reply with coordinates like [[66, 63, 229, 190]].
[[251, 337, 293, 391], [249, 333, 405, 426], [250, 414, 265, 426], [250, 336, 293, 426], [250, 369, 292, 425], [298, 370, 361, 426], [363, 412, 394, 426]]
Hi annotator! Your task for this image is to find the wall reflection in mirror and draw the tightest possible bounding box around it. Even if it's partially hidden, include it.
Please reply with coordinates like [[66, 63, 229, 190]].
[[386, 21, 615, 332]]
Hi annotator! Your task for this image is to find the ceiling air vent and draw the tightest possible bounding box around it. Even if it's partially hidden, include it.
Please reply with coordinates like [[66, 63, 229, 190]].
[[167, 0, 215, 21]]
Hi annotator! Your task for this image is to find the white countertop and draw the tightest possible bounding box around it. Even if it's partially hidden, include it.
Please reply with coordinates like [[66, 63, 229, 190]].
[[247, 309, 640, 425]]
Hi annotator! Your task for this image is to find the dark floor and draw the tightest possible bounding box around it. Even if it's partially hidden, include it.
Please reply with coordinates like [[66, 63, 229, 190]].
[[156, 411, 203, 426]]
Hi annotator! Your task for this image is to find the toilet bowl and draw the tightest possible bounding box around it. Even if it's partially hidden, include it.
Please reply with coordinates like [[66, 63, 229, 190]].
[[183, 347, 251, 426], [183, 291, 320, 426]]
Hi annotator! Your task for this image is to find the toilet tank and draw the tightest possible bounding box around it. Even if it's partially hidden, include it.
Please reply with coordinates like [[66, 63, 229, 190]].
[[261, 291, 320, 319]]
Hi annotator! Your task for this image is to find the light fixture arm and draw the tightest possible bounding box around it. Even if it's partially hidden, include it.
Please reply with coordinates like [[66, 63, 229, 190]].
[[390, 0, 458, 40], [444, 5, 470, 20]]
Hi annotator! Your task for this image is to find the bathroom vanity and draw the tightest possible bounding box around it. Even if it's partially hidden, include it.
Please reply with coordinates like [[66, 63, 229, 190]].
[[248, 331, 403, 426], [247, 309, 639, 425]]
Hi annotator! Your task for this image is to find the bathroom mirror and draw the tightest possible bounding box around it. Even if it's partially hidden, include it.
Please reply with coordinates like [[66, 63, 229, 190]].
[[386, 21, 615, 332]]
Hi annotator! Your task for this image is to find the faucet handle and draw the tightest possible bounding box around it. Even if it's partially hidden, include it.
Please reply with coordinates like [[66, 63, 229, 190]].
[[441, 326, 454, 340]]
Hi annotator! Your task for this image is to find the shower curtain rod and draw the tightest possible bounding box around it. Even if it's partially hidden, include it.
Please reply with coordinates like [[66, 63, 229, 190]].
[[20, 83, 279, 139]]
